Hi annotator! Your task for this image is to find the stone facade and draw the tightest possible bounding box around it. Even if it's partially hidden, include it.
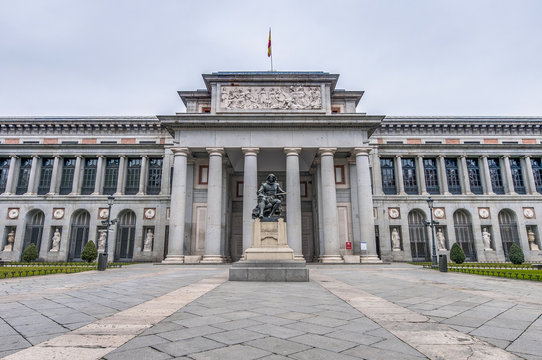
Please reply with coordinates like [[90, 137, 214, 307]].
[[0, 72, 541, 263]]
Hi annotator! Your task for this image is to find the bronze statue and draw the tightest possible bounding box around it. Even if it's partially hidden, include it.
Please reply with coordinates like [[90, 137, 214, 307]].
[[252, 174, 286, 219]]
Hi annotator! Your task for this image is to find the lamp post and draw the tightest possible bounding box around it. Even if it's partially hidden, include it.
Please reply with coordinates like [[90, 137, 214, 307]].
[[426, 197, 438, 267], [98, 195, 115, 271]]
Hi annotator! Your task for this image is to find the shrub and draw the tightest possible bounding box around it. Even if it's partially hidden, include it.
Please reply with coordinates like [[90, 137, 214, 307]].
[[509, 244, 525, 265], [81, 241, 98, 263], [22, 243, 39, 262], [450, 243, 466, 264]]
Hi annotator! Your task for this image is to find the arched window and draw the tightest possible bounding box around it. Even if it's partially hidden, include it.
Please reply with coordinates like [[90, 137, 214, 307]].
[[23, 210, 44, 254], [69, 210, 90, 261], [498, 209, 520, 260], [408, 210, 429, 261], [116, 210, 136, 261], [453, 210, 477, 261]]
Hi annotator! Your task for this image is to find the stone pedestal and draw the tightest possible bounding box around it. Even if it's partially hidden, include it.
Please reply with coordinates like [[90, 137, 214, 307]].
[[229, 218, 309, 282]]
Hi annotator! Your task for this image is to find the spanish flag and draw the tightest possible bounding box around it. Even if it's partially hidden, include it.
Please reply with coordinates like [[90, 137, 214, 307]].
[[268, 28, 272, 57]]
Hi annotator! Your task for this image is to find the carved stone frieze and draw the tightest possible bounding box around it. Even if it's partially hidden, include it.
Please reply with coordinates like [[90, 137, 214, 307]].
[[220, 86, 322, 111]]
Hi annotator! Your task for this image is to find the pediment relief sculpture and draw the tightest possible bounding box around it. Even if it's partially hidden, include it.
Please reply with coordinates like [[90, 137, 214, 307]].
[[220, 86, 322, 110]]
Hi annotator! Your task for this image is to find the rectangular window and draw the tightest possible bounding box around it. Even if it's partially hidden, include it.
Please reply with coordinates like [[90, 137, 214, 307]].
[[37, 158, 54, 195], [401, 158, 418, 195], [16, 158, 32, 195], [0, 158, 10, 193], [146, 158, 163, 195], [380, 158, 396, 195], [509, 158, 526, 194], [334, 165, 345, 184], [445, 158, 461, 194], [236, 181, 244, 198], [466, 158, 483, 195], [423, 158, 439, 194], [81, 158, 98, 195], [125, 158, 141, 195], [488, 158, 504, 194], [532, 158, 542, 194], [103, 158, 119, 195], [59, 158, 76, 195], [198, 165, 208, 185]]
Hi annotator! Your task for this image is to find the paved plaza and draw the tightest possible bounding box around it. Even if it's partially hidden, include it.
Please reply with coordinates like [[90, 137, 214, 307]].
[[0, 264, 541, 360]]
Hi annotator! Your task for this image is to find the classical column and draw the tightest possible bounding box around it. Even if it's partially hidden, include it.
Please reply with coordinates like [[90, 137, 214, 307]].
[[318, 148, 343, 263], [285, 147, 303, 259], [137, 156, 148, 195], [25, 155, 39, 195], [48, 155, 61, 195], [92, 155, 105, 195], [394, 156, 406, 195], [3, 156, 18, 195], [480, 155, 494, 195], [242, 147, 259, 254], [201, 148, 225, 263], [437, 156, 450, 195], [371, 154, 384, 196], [459, 155, 472, 195], [416, 155, 428, 195], [354, 148, 381, 263], [114, 156, 127, 195], [162, 148, 189, 263], [502, 156, 516, 195], [523, 156, 537, 195], [160, 150, 172, 195], [70, 156, 83, 195]]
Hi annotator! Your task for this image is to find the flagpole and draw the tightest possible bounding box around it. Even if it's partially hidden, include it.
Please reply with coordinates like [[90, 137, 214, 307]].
[[269, 27, 274, 72]]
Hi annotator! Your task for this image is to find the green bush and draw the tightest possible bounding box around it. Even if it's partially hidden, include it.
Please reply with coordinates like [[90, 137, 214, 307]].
[[81, 241, 98, 263], [22, 243, 39, 262], [509, 244, 525, 265], [450, 243, 466, 264]]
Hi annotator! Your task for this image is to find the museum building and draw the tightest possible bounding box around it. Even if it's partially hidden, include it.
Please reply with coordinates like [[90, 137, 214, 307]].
[[0, 71, 541, 264]]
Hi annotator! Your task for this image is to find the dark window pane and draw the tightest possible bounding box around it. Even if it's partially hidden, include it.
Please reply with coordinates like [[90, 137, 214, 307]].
[[59, 158, 76, 195], [81, 158, 97, 195], [445, 158, 461, 194], [103, 158, 119, 195], [125, 158, 141, 195], [466, 158, 483, 195], [509, 158, 525, 194], [0, 158, 10, 193], [16, 158, 33, 195], [423, 158, 439, 194], [532, 158, 542, 194], [402, 158, 417, 195], [380, 158, 396, 195], [37, 158, 54, 195], [147, 158, 163, 195], [488, 158, 504, 194]]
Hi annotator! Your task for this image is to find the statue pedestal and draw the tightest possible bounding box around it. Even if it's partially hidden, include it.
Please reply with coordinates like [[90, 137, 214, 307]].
[[229, 218, 309, 282]]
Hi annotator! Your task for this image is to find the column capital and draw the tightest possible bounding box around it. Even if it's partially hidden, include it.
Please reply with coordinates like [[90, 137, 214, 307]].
[[119, 154, 128, 159], [416, 155, 424, 159], [437, 154, 445, 159], [284, 147, 302, 156], [352, 147, 371, 156], [242, 147, 260, 156], [480, 154, 488, 158], [500, 155, 509, 159], [459, 154, 467, 159], [53, 154, 62, 159], [395, 154, 402, 159], [171, 147, 190, 156], [318, 147, 336, 156], [206, 147, 224, 156], [98, 155, 106, 159]]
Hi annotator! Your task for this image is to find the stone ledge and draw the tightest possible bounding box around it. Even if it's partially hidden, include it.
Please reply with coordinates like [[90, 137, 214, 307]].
[[229, 260, 309, 282]]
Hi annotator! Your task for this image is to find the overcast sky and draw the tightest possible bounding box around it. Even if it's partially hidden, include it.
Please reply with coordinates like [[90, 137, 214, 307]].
[[1, 0, 541, 117]]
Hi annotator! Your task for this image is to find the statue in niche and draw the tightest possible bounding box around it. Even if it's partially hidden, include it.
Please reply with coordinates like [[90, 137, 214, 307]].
[[3, 229, 15, 252], [482, 228, 492, 250], [528, 229, 539, 251], [252, 174, 286, 219], [143, 229, 154, 252], [98, 230, 106, 252], [391, 228, 401, 251], [50, 228, 61, 252], [436, 228, 446, 250]]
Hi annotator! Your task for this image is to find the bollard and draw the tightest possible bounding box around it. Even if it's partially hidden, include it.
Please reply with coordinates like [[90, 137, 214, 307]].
[[439, 254, 448, 272], [97, 253, 108, 271]]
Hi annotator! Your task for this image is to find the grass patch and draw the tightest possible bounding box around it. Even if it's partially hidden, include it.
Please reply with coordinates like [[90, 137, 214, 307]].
[[447, 267, 542, 281], [411, 262, 540, 269]]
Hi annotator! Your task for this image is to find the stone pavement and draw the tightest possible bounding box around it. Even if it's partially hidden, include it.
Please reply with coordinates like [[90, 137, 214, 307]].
[[0, 263, 541, 359]]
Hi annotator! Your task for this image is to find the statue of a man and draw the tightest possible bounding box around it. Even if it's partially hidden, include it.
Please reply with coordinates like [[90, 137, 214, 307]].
[[143, 229, 154, 252], [528, 229, 539, 251], [391, 228, 401, 251], [50, 228, 61, 252], [253, 174, 286, 219], [482, 228, 492, 250], [98, 230, 106, 252], [436, 228, 446, 250], [3, 229, 15, 251]]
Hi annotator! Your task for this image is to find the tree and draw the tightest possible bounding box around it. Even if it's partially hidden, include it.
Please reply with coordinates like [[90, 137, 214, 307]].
[[450, 242, 466, 264], [508, 243, 524, 265], [22, 243, 39, 262], [81, 241, 98, 263]]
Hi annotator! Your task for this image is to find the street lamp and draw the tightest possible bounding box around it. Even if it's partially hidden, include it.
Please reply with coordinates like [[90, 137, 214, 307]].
[[98, 195, 115, 271], [425, 197, 439, 267]]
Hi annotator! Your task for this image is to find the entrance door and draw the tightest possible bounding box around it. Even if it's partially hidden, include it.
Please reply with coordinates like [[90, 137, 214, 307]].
[[498, 209, 520, 260], [115, 210, 136, 261], [453, 210, 477, 261], [23, 210, 44, 253], [68, 210, 90, 261], [408, 210, 429, 261]]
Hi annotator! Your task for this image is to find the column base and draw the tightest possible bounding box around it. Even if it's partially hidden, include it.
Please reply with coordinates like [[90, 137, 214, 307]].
[[294, 255, 306, 261], [361, 255, 383, 264], [200, 255, 226, 264], [319, 255, 344, 264], [161, 255, 184, 264]]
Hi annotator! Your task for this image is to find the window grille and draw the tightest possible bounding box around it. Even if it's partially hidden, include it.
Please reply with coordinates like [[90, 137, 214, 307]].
[[59, 158, 76, 195], [37, 158, 54, 195], [380, 158, 396, 195], [466, 158, 483, 195], [0, 158, 10, 193], [16, 158, 32, 195], [488, 158, 504, 194], [147, 158, 163, 195], [423, 158, 439, 194], [509, 158, 525, 194], [81, 158, 97, 195], [125, 158, 141, 195], [445, 158, 461, 194], [103, 158, 119, 195], [402, 158, 418, 195]]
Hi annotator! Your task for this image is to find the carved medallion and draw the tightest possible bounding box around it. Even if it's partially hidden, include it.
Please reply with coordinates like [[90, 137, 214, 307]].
[[478, 207, 490, 219], [98, 208, 109, 220], [144, 208, 156, 220], [52, 208, 65, 220], [220, 86, 322, 111], [388, 208, 400, 219], [7, 208, 19, 220], [523, 207, 535, 219], [433, 208, 446, 219]]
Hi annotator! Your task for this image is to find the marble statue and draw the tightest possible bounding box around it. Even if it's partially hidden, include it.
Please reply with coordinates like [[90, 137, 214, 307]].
[[143, 229, 154, 252], [391, 228, 401, 251], [436, 228, 446, 250], [252, 174, 286, 219], [3, 229, 15, 251], [220, 86, 322, 110], [528, 229, 539, 251], [482, 228, 492, 250], [98, 230, 106, 252], [50, 228, 61, 252]]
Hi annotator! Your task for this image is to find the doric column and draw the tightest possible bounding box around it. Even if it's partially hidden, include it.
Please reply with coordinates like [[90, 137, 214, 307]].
[[480, 155, 494, 195], [48, 155, 61, 195], [501, 156, 516, 195], [92, 155, 105, 195], [416, 155, 428, 195], [459, 155, 472, 195], [114, 156, 127, 195], [70, 156, 83, 195], [3, 156, 18, 195], [137, 156, 148, 195], [162, 148, 189, 263], [318, 148, 343, 263], [25, 155, 39, 195], [202, 148, 225, 263], [523, 156, 537, 195], [371, 154, 384, 196], [354, 148, 381, 263], [242, 147, 259, 254], [394, 155, 406, 195], [437, 156, 450, 195], [285, 147, 303, 259]]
